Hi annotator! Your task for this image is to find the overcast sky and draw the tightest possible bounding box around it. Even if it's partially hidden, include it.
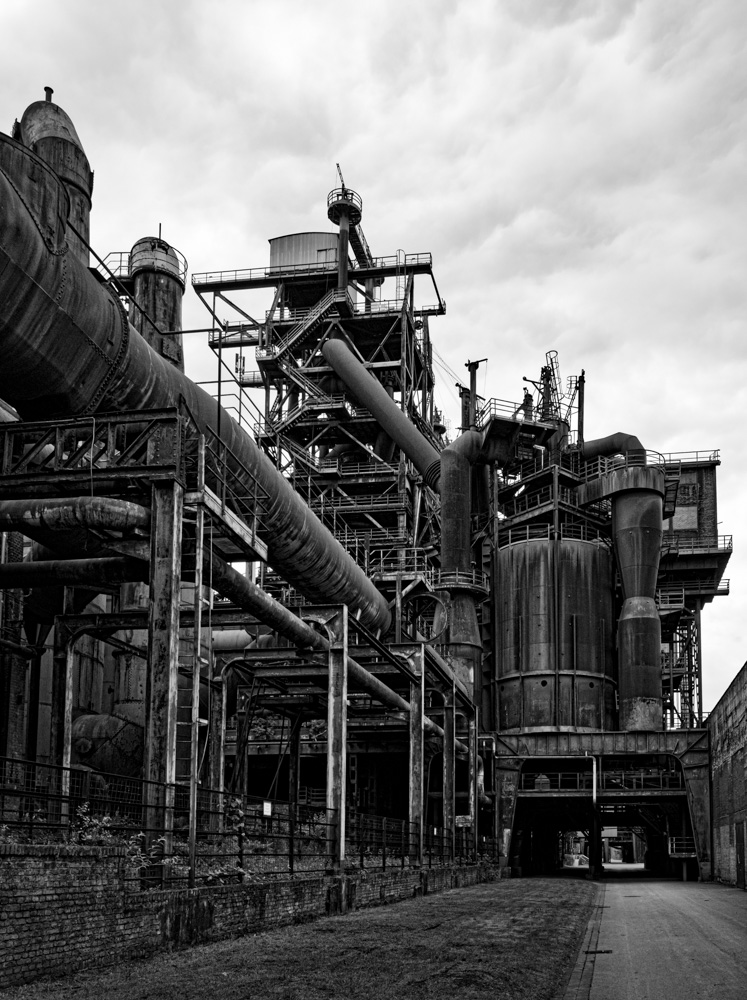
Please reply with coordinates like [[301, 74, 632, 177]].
[[3, 0, 745, 709]]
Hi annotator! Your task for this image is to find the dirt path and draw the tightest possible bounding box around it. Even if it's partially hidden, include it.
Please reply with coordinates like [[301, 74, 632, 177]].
[[2, 878, 598, 1000]]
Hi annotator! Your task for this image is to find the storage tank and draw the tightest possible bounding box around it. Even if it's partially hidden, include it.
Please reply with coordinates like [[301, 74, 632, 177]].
[[128, 236, 186, 370], [269, 232, 338, 269], [16, 88, 93, 267], [494, 537, 616, 731], [269, 232, 339, 310]]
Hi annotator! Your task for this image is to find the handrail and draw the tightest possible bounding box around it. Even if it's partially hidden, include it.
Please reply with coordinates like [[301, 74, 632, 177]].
[[327, 187, 363, 213], [435, 568, 489, 592], [192, 252, 433, 288], [477, 397, 529, 426], [580, 450, 666, 480], [662, 534, 733, 553], [96, 246, 188, 284], [668, 836, 696, 856], [496, 523, 608, 548], [661, 450, 720, 464]]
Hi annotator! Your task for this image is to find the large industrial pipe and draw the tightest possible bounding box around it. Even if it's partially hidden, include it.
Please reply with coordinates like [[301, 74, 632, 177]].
[[437, 431, 489, 699], [0, 497, 151, 534], [582, 434, 663, 730], [0, 493, 419, 729], [581, 433, 645, 463], [0, 129, 390, 634], [13, 89, 93, 267], [613, 490, 663, 730], [317, 335, 502, 701], [208, 554, 469, 746], [321, 336, 442, 489]]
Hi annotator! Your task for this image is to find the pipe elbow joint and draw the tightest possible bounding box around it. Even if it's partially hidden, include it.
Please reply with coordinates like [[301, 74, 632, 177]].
[[581, 432, 645, 462]]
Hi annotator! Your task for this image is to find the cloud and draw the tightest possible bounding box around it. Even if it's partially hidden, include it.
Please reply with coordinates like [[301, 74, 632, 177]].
[[1, 0, 745, 705]]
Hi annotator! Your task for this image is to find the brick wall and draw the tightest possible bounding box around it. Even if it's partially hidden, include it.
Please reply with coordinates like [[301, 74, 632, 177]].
[[708, 662, 747, 885], [0, 844, 499, 988]]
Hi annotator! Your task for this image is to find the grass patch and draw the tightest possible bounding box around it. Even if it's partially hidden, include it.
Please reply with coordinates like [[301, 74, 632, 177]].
[[3, 878, 598, 1000]]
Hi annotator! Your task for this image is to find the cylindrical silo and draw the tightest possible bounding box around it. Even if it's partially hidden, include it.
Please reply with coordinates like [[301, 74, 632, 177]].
[[494, 537, 616, 731], [16, 88, 93, 267], [269, 232, 339, 309], [129, 237, 186, 370]]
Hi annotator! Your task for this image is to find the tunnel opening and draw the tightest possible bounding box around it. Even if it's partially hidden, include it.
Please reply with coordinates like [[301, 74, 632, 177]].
[[509, 755, 699, 880]]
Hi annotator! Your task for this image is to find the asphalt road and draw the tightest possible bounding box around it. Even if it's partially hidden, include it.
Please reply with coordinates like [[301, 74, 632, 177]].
[[562, 868, 747, 1000]]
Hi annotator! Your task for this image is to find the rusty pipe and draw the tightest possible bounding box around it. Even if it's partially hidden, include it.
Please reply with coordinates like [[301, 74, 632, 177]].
[[581, 432, 645, 462], [321, 336, 442, 489], [209, 553, 467, 745], [581, 432, 662, 730], [0, 132, 390, 633], [0, 496, 151, 534]]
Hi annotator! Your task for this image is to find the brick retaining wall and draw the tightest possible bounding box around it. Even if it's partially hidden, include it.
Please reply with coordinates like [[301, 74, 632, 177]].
[[708, 663, 747, 886], [0, 845, 499, 987]]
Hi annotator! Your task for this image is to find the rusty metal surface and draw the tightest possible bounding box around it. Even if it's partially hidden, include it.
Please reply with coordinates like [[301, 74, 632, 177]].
[[0, 133, 390, 633], [612, 491, 664, 730], [495, 538, 616, 731], [494, 728, 707, 758], [321, 336, 441, 488]]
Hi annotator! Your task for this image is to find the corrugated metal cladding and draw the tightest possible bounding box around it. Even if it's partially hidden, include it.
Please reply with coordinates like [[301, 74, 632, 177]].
[[494, 539, 616, 731], [269, 232, 338, 269]]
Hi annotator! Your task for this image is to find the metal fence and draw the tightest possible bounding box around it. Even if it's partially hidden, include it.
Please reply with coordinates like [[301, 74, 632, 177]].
[[0, 757, 497, 890]]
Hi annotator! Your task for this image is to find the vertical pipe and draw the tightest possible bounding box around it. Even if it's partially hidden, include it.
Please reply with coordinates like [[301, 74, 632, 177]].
[[614, 488, 663, 730], [337, 209, 350, 290]]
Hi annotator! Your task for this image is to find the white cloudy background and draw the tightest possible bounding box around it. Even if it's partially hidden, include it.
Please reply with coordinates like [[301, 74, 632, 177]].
[[2, 0, 745, 709]]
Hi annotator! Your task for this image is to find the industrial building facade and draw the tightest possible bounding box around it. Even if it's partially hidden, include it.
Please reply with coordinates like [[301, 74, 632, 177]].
[[0, 90, 738, 892]]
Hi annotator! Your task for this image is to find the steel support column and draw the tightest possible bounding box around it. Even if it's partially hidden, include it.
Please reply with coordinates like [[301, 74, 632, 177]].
[[408, 644, 425, 865], [288, 715, 303, 874], [144, 480, 183, 849], [468, 708, 478, 859], [442, 680, 455, 860], [188, 498, 205, 886], [324, 605, 348, 869]]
